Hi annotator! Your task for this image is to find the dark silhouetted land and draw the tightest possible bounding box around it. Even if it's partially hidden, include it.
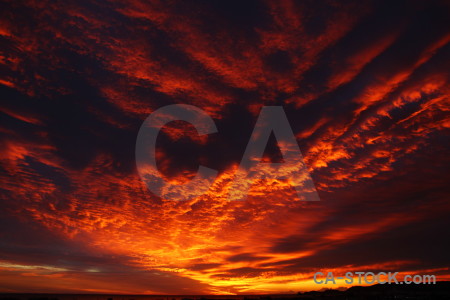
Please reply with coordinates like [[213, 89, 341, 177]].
[[1, 282, 450, 300]]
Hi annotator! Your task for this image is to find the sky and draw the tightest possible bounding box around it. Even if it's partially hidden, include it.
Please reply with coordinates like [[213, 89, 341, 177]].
[[0, 0, 450, 295]]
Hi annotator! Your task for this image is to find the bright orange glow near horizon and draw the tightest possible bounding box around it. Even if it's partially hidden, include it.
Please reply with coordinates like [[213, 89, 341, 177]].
[[0, 0, 449, 295]]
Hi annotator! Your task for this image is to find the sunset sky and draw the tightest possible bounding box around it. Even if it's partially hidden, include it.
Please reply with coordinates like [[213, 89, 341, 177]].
[[1, 0, 450, 295]]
